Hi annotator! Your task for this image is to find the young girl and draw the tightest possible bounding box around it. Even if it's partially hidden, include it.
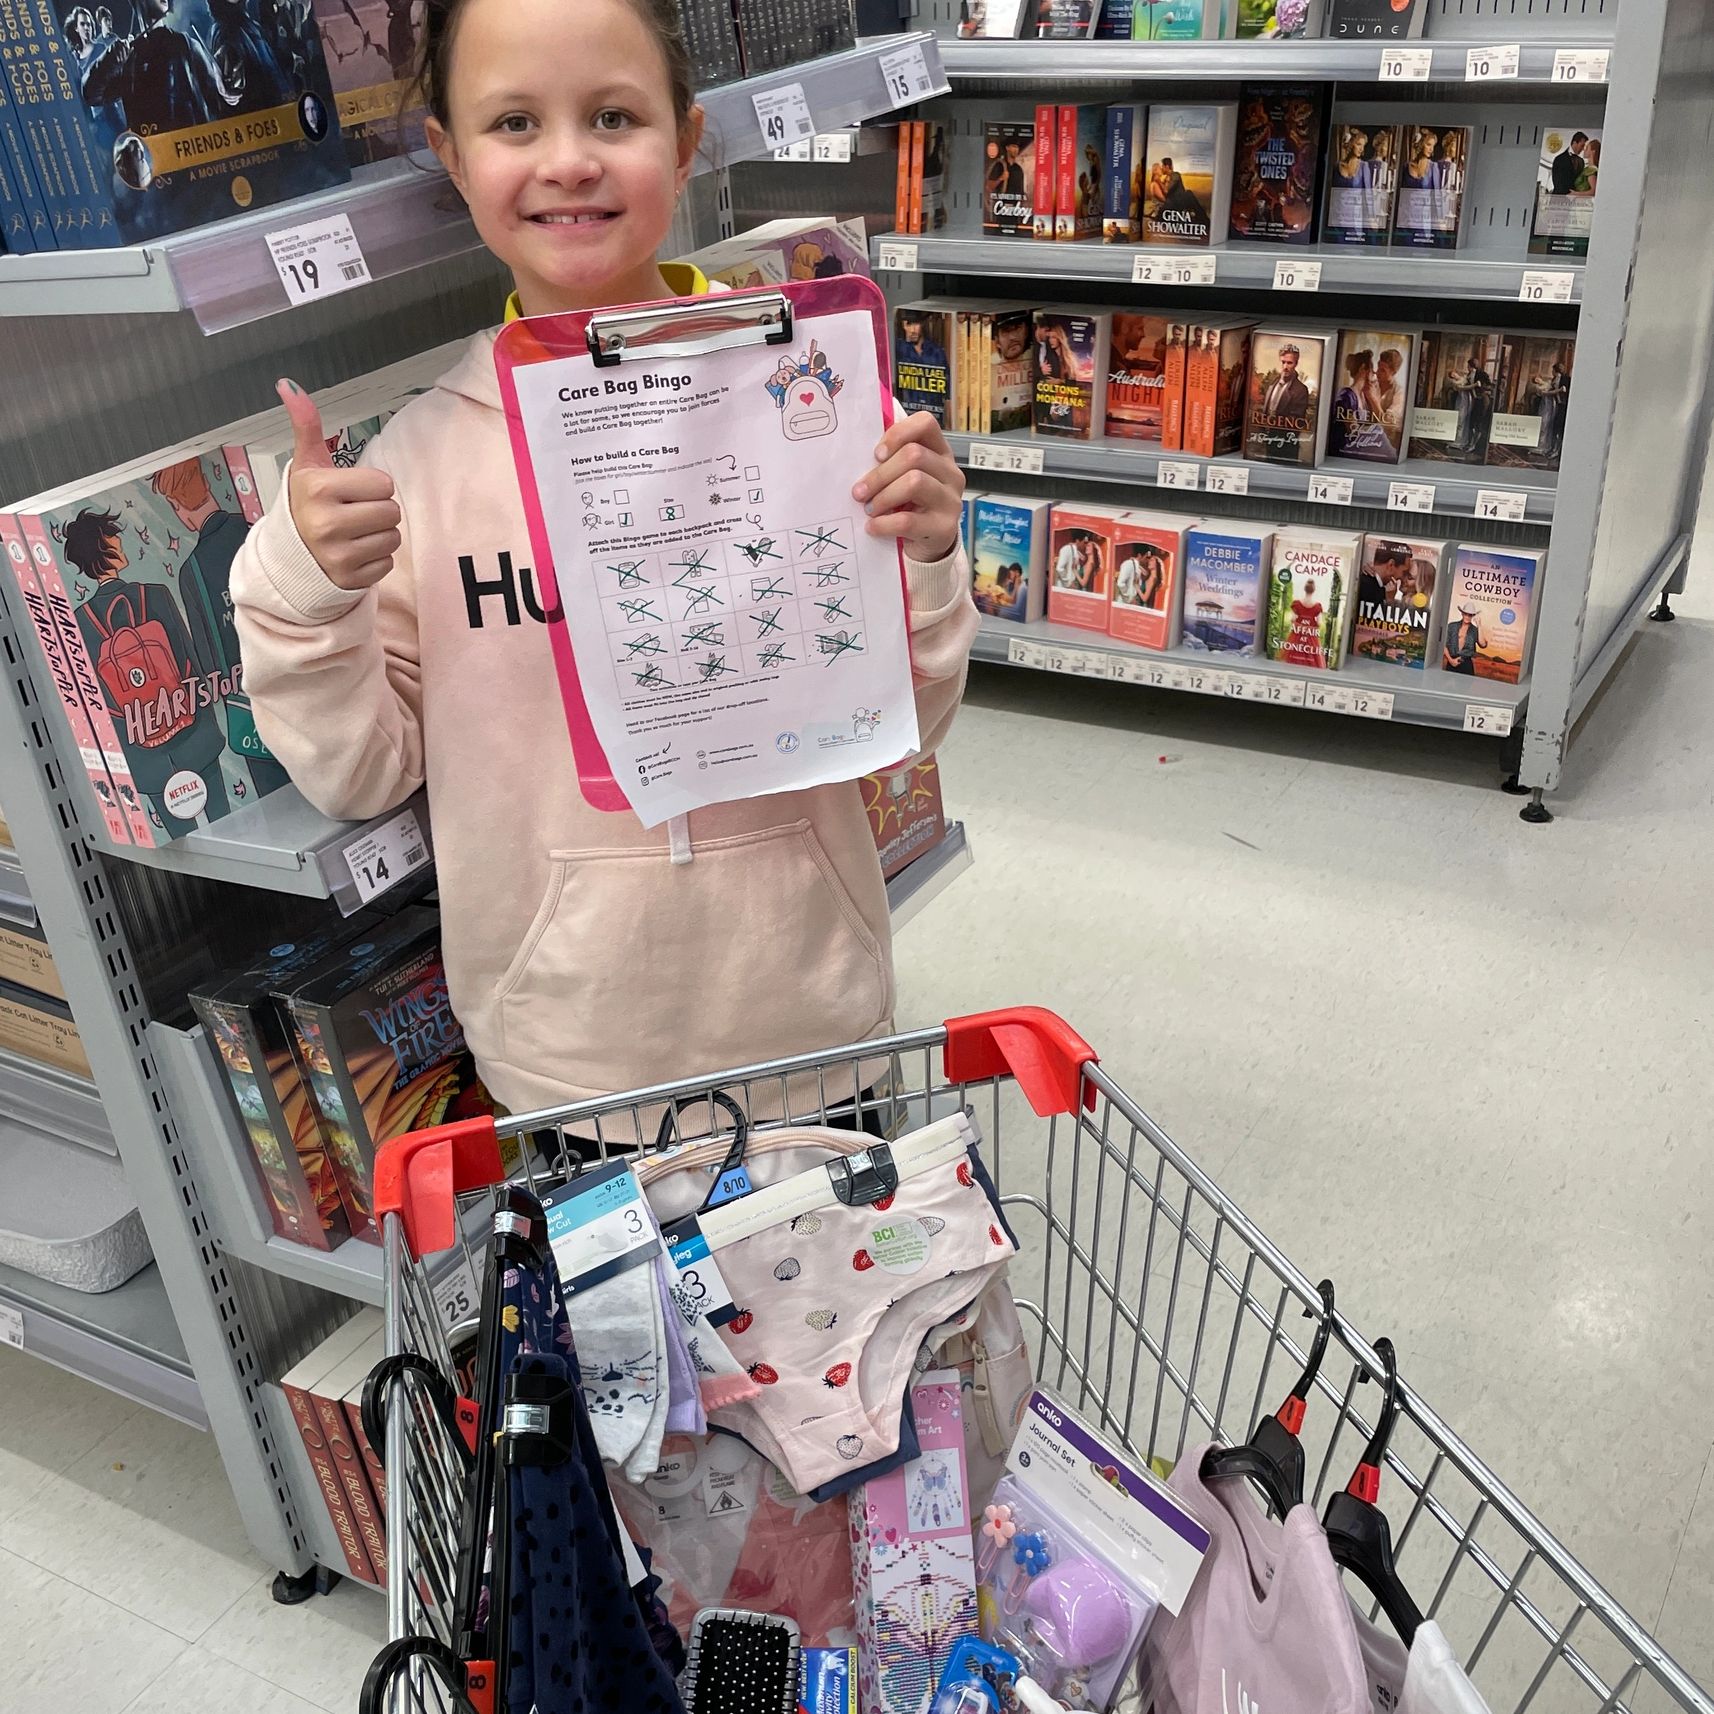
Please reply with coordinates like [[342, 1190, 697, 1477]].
[[232, 0, 974, 1116]]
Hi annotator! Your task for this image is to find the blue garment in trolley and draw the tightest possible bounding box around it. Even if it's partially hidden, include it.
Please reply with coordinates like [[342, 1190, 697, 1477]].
[[503, 1350, 687, 1714]]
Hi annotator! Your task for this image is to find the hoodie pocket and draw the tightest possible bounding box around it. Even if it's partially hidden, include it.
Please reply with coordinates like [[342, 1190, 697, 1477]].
[[494, 821, 889, 1093]]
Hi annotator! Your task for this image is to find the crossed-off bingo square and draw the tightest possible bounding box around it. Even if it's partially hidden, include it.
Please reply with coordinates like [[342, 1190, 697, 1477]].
[[600, 519, 866, 695]]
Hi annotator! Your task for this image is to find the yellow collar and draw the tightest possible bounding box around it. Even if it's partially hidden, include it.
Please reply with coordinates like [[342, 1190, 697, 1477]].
[[503, 261, 709, 322]]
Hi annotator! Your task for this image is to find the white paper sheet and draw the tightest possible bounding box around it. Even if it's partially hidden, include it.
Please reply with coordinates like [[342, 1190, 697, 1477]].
[[510, 306, 920, 826]]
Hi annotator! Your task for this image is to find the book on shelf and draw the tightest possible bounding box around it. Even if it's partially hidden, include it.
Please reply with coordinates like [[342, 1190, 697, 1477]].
[[1047, 503, 1126, 631], [1393, 124, 1471, 250], [957, 302, 1037, 435], [1266, 527, 1360, 671], [312, 1327, 389, 1582], [343, 1330, 388, 1518], [1106, 312, 1172, 442], [957, 0, 1031, 32], [982, 120, 1036, 236], [1142, 104, 1236, 247], [1350, 533, 1451, 671], [1183, 316, 1256, 459], [893, 299, 959, 428], [1161, 320, 1190, 450], [678, 0, 744, 88], [3, 0, 348, 249], [970, 494, 1052, 623], [1094, 0, 1135, 35], [1322, 0, 1426, 33], [0, 915, 64, 1001], [1232, 0, 1323, 37], [1102, 104, 1146, 243], [1131, 0, 1217, 38], [1529, 124, 1600, 259], [892, 123, 948, 238], [1056, 104, 1104, 240], [1229, 85, 1327, 245], [1243, 328, 1333, 466], [312, 0, 427, 166], [1108, 511, 1190, 650], [895, 121, 919, 237], [1441, 546, 1544, 684], [1032, 308, 1111, 440], [1325, 327, 1416, 465], [1033, 104, 1059, 239], [863, 757, 945, 881], [682, 217, 870, 285], [1033, 0, 1101, 36], [1488, 335, 1574, 472], [1408, 330, 1503, 464], [1181, 524, 1273, 655], [1324, 122, 1400, 248]]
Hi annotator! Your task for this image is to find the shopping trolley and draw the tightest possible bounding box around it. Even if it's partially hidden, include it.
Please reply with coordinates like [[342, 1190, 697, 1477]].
[[359, 1007, 1714, 1714]]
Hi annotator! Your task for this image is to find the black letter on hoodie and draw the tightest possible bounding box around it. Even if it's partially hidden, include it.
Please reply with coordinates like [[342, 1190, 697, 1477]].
[[519, 566, 562, 625], [461, 553, 521, 628]]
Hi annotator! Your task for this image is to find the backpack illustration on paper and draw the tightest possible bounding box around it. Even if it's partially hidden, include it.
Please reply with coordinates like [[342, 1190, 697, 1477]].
[[87, 589, 196, 747], [765, 340, 844, 440]]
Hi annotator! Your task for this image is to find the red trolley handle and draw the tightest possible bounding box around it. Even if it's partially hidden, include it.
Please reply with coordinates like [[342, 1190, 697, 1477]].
[[374, 1117, 504, 1263], [943, 1006, 1098, 1118]]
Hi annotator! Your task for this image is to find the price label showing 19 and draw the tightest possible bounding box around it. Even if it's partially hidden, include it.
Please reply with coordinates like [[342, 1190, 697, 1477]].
[[266, 213, 372, 307]]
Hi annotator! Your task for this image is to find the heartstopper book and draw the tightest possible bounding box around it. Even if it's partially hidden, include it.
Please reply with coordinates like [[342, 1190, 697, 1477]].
[[893, 302, 957, 427]]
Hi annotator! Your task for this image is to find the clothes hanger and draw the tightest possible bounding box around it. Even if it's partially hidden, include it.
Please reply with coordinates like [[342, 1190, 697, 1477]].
[[1323, 1336, 1424, 1646], [1201, 1278, 1336, 1519]]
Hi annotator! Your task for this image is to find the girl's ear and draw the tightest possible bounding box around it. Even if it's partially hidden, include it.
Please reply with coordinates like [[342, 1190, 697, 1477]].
[[675, 103, 706, 194], [426, 116, 466, 199]]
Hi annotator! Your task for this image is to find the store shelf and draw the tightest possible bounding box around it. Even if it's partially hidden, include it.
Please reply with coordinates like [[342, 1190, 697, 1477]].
[[93, 786, 433, 915], [0, 34, 945, 333], [0, 846, 32, 925], [872, 229, 1584, 303], [951, 430, 1555, 523], [886, 820, 972, 928], [0, 1047, 114, 1155], [976, 614, 1528, 732], [936, 36, 1609, 82], [0, 1258, 205, 1427]]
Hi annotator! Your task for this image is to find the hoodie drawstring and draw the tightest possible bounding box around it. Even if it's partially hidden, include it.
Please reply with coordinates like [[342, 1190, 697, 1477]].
[[668, 814, 693, 866]]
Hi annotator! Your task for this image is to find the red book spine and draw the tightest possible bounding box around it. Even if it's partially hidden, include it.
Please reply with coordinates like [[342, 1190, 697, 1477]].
[[907, 121, 924, 236], [1162, 326, 1187, 451], [283, 1380, 374, 1583], [346, 1394, 388, 1518], [1056, 104, 1078, 240], [314, 1387, 386, 1584], [894, 121, 912, 236], [1032, 105, 1057, 239]]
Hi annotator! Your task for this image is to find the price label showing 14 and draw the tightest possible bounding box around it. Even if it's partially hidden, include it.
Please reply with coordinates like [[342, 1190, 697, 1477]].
[[1475, 487, 1529, 522], [344, 805, 431, 904]]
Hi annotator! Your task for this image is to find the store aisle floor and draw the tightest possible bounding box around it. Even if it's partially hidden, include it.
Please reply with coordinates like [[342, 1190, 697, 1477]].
[[2, 580, 1712, 1713]]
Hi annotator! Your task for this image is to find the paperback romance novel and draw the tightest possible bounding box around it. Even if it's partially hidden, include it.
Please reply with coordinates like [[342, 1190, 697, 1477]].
[[1266, 528, 1359, 671], [1230, 85, 1325, 244], [1442, 546, 1544, 683], [1243, 330, 1328, 465], [1324, 122, 1399, 246], [1325, 328, 1414, 463], [1350, 534, 1448, 670]]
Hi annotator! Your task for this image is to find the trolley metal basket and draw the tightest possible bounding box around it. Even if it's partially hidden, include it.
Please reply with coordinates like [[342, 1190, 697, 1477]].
[[360, 1008, 1713, 1714]]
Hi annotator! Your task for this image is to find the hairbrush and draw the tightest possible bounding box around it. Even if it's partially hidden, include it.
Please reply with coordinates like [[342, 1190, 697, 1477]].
[[681, 1607, 801, 1714]]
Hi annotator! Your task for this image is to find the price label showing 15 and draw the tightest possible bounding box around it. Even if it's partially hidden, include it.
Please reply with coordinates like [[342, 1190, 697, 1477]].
[[877, 40, 937, 106], [1273, 259, 1322, 292], [266, 213, 372, 307], [752, 81, 813, 147]]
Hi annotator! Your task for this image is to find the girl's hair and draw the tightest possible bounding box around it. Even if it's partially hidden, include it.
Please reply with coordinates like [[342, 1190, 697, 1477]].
[[412, 0, 697, 132]]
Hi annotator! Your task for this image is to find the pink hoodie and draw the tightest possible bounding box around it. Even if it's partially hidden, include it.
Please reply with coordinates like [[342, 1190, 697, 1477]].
[[231, 323, 976, 1115]]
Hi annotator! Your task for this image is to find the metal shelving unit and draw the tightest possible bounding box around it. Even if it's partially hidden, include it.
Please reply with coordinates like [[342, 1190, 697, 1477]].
[[0, 1048, 114, 1156], [882, 0, 1710, 816], [0, 845, 31, 924], [0, 34, 946, 334]]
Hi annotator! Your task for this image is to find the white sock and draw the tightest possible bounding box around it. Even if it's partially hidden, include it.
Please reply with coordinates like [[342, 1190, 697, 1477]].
[[565, 1262, 665, 1470]]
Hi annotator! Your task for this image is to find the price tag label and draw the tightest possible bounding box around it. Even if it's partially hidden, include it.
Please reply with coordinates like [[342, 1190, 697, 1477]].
[[878, 39, 937, 106], [1308, 474, 1355, 505], [1183, 665, 1227, 696], [1349, 688, 1396, 720], [1158, 460, 1200, 490], [1388, 480, 1436, 513], [1465, 43, 1520, 81], [772, 138, 812, 161], [1519, 269, 1576, 303], [752, 81, 813, 147], [1380, 46, 1433, 80], [1273, 258, 1322, 292], [1205, 466, 1249, 496], [970, 440, 1045, 474], [1258, 676, 1307, 707], [1007, 638, 1043, 668], [1306, 682, 1353, 715], [812, 131, 854, 163], [544, 1163, 660, 1296], [1132, 253, 1218, 286], [1463, 703, 1515, 735], [1475, 487, 1529, 522], [266, 213, 372, 306], [1222, 675, 1249, 699], [433, 1255, 481, 1333], [0, 1301, 22, 1350], [1551, 47, 1609, 82], [343, 806, 431, 904], [876, 240, 919, 272], [1043, 648, 1109, 679]]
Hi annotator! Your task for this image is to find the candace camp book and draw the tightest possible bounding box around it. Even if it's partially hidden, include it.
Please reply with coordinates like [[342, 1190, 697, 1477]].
[[1393, 124, 1471, 249], [1142, 105, 1235, 247], [1266, 527, 1360, 672], [14, 0, 349, 248], [1488, 335, 1574, 472], [1529, 124, 1600, 258], [1350, 533, 1450, 670], [1243, 329, 1330, 466], [983, 120, 1036, 235], [1325, 328, 1415, 464], [1408, 330, 1503, 463], [313, 0, 428, 166], [893, 301, 957, 428], [1324, 122, 1399, 246], [1441, 546, 1544, 684], [970, 494, 1051, 623], [1106, 312, 1171, 441], [1229, 85, 1326, 245], [1181, 524, 1274, 655], [1033, 308, 1110, 439]]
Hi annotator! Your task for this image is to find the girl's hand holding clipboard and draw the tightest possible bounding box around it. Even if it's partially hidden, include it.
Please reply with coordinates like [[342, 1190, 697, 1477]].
[[852, 410, 965, 565]]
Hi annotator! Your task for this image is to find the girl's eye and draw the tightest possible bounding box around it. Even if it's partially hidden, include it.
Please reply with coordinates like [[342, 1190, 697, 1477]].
[[496, 113, 533, 135], [594, 109, 634, 132]]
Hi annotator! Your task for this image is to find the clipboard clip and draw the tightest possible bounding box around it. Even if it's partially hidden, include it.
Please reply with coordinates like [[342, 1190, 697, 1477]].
[[586, 290, 794, 367]]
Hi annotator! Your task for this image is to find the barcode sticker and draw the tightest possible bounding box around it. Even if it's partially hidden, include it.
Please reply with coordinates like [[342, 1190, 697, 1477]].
[[433, 1255, 481, 1334], [1463, 703, 1514, 735], [0, 1302, 22, 1350], [1308, 474, 1354, 505], [1519, 269, 1576, 304], [1157, 460, 1200, 490], [1205, 466, 1249, 496], [877, 240, 919, 272], [1380, 46, 1432, 80], [1388, 480, 1436, 513], [970, 440, 1045, 474], [1475, 487, 1529, 522], [1465, 43, 1520, 81], [1551, 47, 1608, 82], [343, 806, 431, 904], [266, 213, 373, 307], [752, 81, 813, 147], [878, 39, 937, 106], [1133, 253, 1217, 286], [1306, 682, 1353, 715], [1273, 259, 1322, 292]]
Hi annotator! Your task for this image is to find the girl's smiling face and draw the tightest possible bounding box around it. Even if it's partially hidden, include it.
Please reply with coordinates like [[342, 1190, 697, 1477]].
[[426, 0, 703, 316]]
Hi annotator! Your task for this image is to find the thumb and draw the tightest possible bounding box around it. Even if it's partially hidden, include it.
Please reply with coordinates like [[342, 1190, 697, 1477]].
[[277, 378, 333, 470]]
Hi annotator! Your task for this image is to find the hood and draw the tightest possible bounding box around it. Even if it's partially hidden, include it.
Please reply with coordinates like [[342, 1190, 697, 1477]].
[[433, 265, 730, 413]]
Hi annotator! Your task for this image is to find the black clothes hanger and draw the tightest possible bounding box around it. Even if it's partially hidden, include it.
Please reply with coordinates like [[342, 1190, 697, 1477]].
[[1324, 1336, 1424, 1645], [1202, 1278, 1336, 1519]]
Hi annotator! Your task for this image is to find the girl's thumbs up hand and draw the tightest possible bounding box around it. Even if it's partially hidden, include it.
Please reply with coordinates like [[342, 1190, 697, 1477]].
[[279, 378, 402, 591]]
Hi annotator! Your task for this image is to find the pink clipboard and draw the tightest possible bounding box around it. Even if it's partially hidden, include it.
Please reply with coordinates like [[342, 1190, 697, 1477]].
[[495, 274, 902, 815]]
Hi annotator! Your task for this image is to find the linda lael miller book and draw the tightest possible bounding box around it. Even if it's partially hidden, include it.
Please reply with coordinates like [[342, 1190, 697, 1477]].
[[893, 301, 957, 429], [1350, 533, 1451, 670], [1229, 84, 1326, 245], [1266, 528, 1360, 672], [26, 0, 349, 246], [1529, 123, 1601, 258], [20, 451, 295, 844]]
